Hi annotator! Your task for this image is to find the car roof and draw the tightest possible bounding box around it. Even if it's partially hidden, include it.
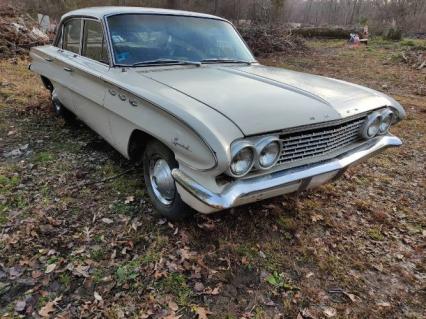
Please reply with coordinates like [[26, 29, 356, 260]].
[[62, 6, 227, 21]]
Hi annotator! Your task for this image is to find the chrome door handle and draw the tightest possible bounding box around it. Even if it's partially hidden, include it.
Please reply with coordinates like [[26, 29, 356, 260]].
[[45, 58, 54, 62], [63, 67, 73, 72]]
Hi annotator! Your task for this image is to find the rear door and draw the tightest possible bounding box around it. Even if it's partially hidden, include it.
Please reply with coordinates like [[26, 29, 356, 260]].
[[69, 19, 112, 142], [55, 18, 83, 114]]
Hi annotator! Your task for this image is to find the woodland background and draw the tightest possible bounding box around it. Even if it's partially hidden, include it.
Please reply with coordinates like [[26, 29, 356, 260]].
[[6, 0, 426, 35]]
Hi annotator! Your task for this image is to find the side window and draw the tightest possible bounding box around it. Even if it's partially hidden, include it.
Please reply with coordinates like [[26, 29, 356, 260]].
[[63, 19, 81, 54], [82, 20, 109, 64]]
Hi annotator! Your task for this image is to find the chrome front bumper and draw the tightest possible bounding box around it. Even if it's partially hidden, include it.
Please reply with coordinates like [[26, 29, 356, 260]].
[[172, 135, 402, 214]]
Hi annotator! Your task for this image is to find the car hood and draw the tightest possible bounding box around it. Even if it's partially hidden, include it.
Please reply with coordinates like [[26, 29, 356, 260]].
[[138, 64, 397, 135]]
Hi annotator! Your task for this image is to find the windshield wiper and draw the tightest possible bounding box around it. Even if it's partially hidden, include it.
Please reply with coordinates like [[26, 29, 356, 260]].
[[131, 59, 201, 67], [201, 58, 252, 65]]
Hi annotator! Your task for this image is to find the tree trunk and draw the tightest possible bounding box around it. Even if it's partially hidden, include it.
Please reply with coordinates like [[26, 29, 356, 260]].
[[166, 0, 178, 9]]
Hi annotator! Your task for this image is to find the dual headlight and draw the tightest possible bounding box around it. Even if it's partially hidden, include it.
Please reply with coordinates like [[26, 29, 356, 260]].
[[228, 137, 282, 178], [360, 108, 394, 139]]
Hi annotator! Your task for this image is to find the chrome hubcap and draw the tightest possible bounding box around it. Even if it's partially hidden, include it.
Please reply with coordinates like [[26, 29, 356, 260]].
[[53, 99, 61, 112], [55, 103, 61, 112], [149, 157, 175, 205]]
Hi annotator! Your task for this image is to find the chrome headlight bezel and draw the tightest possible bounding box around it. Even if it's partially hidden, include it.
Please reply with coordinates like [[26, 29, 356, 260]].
[[227, 141, 256, 178], [361, 108, 396, 140], [379, 109, 394, 134], [255, 136, 282, 170], [360, 111, 382, 139]]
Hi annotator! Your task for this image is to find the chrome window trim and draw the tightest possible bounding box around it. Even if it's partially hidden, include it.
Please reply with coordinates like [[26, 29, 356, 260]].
[[55, 15, 113, 67], [80, 18, 111, 66], [58, 17, 84, 55]]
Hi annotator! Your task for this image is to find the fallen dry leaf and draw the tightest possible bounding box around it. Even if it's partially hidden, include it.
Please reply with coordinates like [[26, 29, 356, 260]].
[[38, 296, 61, 317], [323, 306, 336, 318], [101, 218, 113, 224], [168, 301, 178, 312], [377, 301, 391, 307], [193, 306, 212, 319], [194, 282, 204, 292], [311, 213, 324, 222], [72, 264, 90, 277], [45, 263, 56, 274], [14, 300, 26, 313], [163, 313, 182, 319], [125, 196, 134, 204], [94, 291, 103, 301]]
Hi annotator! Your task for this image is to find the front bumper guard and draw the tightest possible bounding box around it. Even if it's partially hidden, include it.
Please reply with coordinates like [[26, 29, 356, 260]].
[[172, 135, 402, 213]]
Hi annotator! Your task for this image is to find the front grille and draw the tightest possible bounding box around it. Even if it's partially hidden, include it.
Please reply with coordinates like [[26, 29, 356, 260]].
[[277, 117, 365, 165]]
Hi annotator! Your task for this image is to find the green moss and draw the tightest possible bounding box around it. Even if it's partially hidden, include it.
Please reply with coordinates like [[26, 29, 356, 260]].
[[116, 258, 142, 285], [265, 271, 299, 292], [59, 272, 71, 288], [277, 215, 297, 232], [0, 174, 20, 190], [34, 151, 55, 163], [111, 201, 139, 216], [367, 227, 385, 241], [235, 243, 257, 265], [157, 273, 192, 306], [0, 204, 7, 225], [37, 295, 49, 309], [92, 268, 105, 284], [401, 39, 415, 47], [90, 248, 105, 262]]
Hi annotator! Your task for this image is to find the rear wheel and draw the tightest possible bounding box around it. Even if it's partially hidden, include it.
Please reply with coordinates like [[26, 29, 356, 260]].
[[143, 140, 194, 220], [51, 89, 74, 122]]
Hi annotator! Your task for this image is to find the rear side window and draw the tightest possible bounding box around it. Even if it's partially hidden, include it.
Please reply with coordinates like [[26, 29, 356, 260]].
[[63, 19, 81, 54], [82, 20, 109, 64]]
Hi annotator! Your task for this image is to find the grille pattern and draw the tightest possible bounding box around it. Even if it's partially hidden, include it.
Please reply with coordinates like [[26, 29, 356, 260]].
[[277, 117, 365, 165]]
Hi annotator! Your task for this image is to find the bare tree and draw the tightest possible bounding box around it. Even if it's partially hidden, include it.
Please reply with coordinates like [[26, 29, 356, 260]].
[[10, 0, 426, 33]]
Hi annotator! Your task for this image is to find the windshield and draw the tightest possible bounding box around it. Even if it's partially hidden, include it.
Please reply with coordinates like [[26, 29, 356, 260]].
[[107, 14, 254, 66]]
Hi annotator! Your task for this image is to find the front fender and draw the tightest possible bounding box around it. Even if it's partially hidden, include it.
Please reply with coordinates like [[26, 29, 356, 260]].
[[102, 80, 243, 174]]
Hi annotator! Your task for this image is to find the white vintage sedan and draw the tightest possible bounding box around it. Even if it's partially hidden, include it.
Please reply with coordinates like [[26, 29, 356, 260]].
[[30, 7, 405, 219]]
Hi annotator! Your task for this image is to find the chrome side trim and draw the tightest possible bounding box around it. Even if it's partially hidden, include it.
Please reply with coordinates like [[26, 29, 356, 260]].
[[172, 135, 402, 211]]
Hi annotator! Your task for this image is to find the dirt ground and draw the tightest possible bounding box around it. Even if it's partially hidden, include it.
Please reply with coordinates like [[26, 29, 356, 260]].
[[0, 39, 425, 319]]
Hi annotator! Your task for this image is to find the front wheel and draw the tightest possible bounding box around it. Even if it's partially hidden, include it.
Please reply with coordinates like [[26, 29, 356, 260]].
[[143, 140, 194, 220]]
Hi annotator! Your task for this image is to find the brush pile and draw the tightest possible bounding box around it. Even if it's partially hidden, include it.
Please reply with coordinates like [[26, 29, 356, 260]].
[[0, 6, 49, 59], [400, 48, 425, 70], [238, 24, 308, 57]]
